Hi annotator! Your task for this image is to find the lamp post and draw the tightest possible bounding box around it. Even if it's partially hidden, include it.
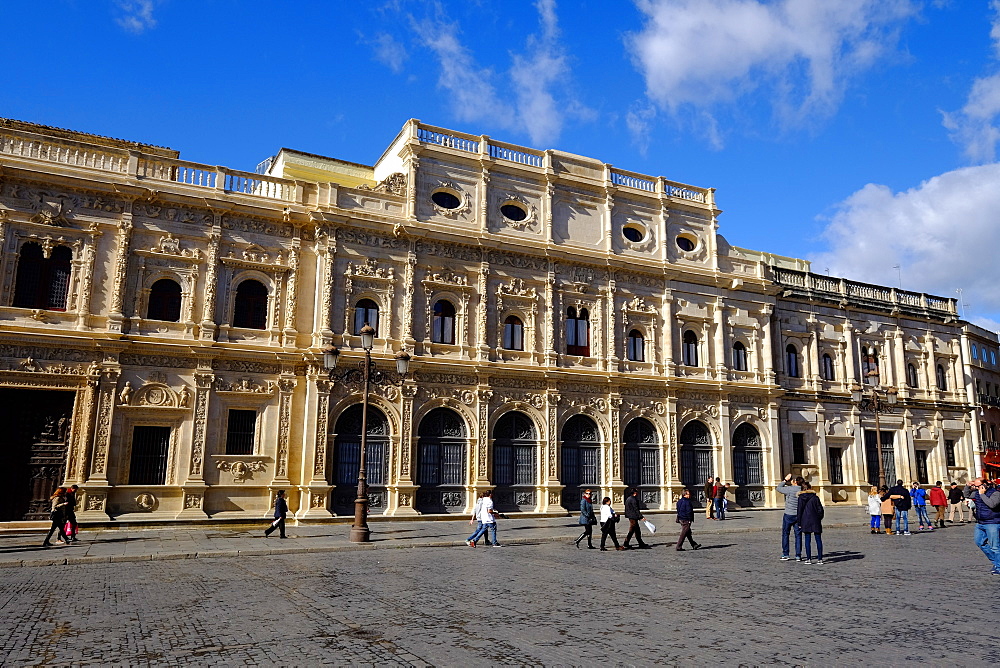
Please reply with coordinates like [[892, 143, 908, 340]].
[[851, 366, 898, 489], [322, 324, 411, 543]]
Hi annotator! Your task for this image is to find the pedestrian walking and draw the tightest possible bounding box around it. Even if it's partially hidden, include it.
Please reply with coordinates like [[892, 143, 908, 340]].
[[884, 479, 912, 535], [948, 482, 968, 523], [674, 489, 702, 551], [623, 487, 650, 549], [714, 480, 729, 520], [264, 489, 288, 538], [574, 489, 597, 549], [704, 477, 715, 520], [879, 486, 895, 535], [64, 484, 80, 542], [796, 482, 824, 565], [911, 482, 934, 531], [777, 474, 804, 560], [466, 489, 501, 547], [599, 496, 624, 551], [968, 478, 1000, 574], [867, 486, 882, 534], [41, 487, 69, 547], [468, 492, 492, 546], [929, 481, 948, 529]]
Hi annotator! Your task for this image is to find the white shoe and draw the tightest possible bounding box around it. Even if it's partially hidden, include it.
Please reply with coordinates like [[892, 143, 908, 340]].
[[815, 559, 824, 565]]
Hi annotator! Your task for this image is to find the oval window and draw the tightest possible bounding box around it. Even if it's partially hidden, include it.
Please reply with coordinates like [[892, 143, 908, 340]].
[[623, 226, 645, 243], [500, 203, 527, 221], [676, 236, 696, 252], [432, 190, 461, 210]]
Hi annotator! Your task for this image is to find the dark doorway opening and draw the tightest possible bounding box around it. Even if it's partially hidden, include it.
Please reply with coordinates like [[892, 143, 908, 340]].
[[0, 389, 76, 521]]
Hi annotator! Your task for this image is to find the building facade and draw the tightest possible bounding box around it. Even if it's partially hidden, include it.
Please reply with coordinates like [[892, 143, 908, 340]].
[[0, 117, 981, 524]]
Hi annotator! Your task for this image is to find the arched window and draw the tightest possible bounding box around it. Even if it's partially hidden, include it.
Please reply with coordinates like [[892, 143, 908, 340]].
[[12, 243, 72, 311], [431, 300, 455, 344], [682, 330, 699, 367], [786, 344, 799, 378], [354, 298, 380, 336], [146, 279, 182, 322], [679, 421, 712, 489], [503, 315, 524, 351], [973, 346, 980, 360], [732, 423, 764, 487], [623, 418, 660, 489], [627, 329, 645, 362], [561, 415, 600, 508], [492, 411, 536, 487], [907, 363, 919, 388], [232, 279, 268, 329], [862, 348, 879, 384], [566, 307, 590, 356], [821, 353, 835, 381], [732, 341, 747, 371], [333, 404, 389, 487], [416, 407, 466, 486], [936, 364, 948, 391]]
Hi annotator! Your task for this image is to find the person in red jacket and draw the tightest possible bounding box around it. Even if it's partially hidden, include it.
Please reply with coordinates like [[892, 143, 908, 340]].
[[929, 481, 948, 529]]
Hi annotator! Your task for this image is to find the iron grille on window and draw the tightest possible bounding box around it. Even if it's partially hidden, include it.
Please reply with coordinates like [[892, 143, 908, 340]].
[[334, 405, 389, 486], [828, 448, 844, 485], [129, 426, 170, 485], [733, 424, 763, 486], [225, 409, 256, 455], [417, 408, 466, 485], [945, 439, 956, 467], [12, 243, 72, 311], [493, 412, 536, 486], [865, 430, 896, 486], [915, 450, 929, 485], [624, 418, 659, 487]]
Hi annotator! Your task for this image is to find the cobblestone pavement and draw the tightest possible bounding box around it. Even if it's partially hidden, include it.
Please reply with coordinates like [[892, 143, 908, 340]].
[[0, 520, 995, 666]]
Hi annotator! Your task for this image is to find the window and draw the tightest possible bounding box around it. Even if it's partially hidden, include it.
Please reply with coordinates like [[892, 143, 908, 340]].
[[623, 418, 660, 488], [992, 350, 997, 366], [862, 348, 879, 383], [354, 298, 380, 336], [128, 426, 170, 485], [502, 315, 524, 351], [146, 278, 182, 322], [565, 307, 590, 356], [232, 279, 268, 329], [12, 242, 72, 311], [431, 190, 461, 210], [676, 235, 696, 252], [627, 329, 645, 362], [792, 433, 806, 464], [865, 430, 896, 486], [945, 439, 956, 467], [622, 224, 646, 243], [828, 448, 844, 485], [915, 450, 929, 485], [786, 344, 799, 378], [907, 363, 919, 388], [679, 421, 712, 488], [561, 415, 601, 488], [417, 408, 466, 486], [334, 405, 389, 487], [973, 345, 979, 360], [225, 409, 257, 455], [732, 424, 763, 487], [983, 346, 989, 362], [682, 330, 698, 366], [500, 202, 527, 222], [821, 353, 835, 381], [732, 342, 747, 371], [431, 300, 456, 345], [492, 412, 536, 487], [936, 364, 948, 391]]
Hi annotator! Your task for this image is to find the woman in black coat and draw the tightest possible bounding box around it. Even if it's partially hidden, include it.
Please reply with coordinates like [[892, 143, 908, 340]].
[[574, 489, 597, 549], [796, 482, 825, 564]]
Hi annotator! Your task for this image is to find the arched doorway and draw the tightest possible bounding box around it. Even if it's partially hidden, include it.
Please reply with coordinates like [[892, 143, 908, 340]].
[[492, 411, 538, 512], [332, 404, 390, 515], [680, 420, 713, 507], [732, 423, 765, 507], [561, 415, 601, 510], [415, 407, 467, 513], [624, 417, 661, 509]]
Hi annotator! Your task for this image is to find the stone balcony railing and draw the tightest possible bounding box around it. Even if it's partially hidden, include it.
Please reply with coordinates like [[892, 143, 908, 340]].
[[770, 267, 958, 319]]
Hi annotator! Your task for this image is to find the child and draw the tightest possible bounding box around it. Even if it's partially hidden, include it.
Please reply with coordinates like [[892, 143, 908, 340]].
[[867, 486, 882, 534], [879, 486, 894, 535]]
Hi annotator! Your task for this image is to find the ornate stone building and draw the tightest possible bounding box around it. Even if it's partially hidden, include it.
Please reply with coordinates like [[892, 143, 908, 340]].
[[0, 117, 980, 524]]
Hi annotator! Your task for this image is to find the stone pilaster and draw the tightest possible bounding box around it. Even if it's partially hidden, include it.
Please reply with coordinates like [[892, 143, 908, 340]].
[[105, 212, 133, 332], [199, 228, 221, 341]]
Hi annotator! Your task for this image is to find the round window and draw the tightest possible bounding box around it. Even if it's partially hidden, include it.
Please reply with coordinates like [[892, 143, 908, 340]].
[[623, 225, 645, 243], [431, 190, 461, 210], [676, 235, 696, 252], [500, 203, 527, 222]]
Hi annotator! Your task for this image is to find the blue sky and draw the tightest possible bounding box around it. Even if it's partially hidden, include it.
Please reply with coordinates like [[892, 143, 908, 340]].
[[6, 1, 1000, 329]]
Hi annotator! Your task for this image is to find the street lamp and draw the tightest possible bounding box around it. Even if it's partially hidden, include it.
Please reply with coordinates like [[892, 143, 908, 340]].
[[322, 324, 411, 543], [851, 371, 898, 489]]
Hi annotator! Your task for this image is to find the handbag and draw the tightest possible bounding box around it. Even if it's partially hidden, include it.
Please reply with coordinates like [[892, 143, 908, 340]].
[[588, 514, 598, 526]]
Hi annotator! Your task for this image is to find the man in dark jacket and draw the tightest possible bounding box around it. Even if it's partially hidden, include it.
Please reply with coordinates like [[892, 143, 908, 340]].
[[776, 474, 804, 561], [883, 480, 912, 535], [948, 482, 968, 523], [674, 489, 702, 551], [969, 478, 1000, 574], [264, 489, 288, 538], [704, 477, 715, 520], [623, 488, 649, 549]]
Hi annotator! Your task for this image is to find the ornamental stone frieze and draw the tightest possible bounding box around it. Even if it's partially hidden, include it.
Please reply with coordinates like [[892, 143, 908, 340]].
[[133, 202, 214, 226], [214, 376, 276, 395], [215, 458, 267, 483]]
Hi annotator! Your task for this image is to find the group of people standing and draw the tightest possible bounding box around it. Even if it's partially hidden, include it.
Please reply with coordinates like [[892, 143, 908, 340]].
[[41, 485, 80, 547], [776, 474, 826, 564], [703, 477, 730, 521]]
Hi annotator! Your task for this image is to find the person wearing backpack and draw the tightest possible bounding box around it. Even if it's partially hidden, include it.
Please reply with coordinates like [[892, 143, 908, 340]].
[[883, 480, 912, 535]]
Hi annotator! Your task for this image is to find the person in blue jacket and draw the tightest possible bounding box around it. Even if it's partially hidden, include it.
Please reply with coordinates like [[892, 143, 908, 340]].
[[674, 489, 702, 551], [574, 489, 597, 549], [969, 478, 1000, 574], [910, 482, 934, 531], [264, 489, 288, 538]]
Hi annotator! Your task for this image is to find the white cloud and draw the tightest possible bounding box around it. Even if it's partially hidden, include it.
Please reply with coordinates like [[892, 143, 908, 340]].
[[626, 0, 916, 143], [811, 163, 1000, 325], [943, 1, 1000, 163], [371, 33, 408, 74], [115, 0, 157, 34], [510, 0, 571, 144]]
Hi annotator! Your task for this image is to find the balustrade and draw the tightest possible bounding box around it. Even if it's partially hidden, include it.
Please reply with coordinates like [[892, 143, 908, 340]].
[[0, 128, 127, 173], [772, 267, 956, 315]]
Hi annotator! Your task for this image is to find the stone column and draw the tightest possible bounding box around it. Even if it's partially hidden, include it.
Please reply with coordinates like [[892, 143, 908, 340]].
[[402, 241, 417, 348], [609, 395, 625, 501], [274, 376, 297, 483], [300, 373, 333, 518], [282, 235, 300, 348], [75, 237, 99, 331], [391, 383, 419, 515], [199, 229, 221, 341], [105, 212, 133, 333], [476, 262, 490, 361], [540, 390, 561, 511], [77, 368, 119, 521], [544, 261, 558, 365], [315, 226, 336, 346]]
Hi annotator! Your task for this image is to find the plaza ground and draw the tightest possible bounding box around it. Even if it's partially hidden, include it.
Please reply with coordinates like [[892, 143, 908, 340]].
[[0, 510, 994, 665]]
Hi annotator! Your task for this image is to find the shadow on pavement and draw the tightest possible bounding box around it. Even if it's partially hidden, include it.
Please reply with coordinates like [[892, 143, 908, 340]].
[[822, 550, 864, 563], [689, 543, 736, 550]]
